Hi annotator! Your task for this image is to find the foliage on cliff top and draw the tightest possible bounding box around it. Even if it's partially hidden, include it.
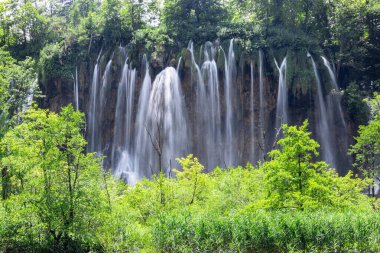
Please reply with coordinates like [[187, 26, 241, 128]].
[[1, 1, 379, 84]]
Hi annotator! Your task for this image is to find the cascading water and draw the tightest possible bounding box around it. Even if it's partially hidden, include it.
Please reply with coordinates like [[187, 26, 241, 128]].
[[321, 56, 346, 129], [201, 42, 222, 169], [258, 50, 265, 160], [132, 55, 152, 184], [177, 56, 182, 72], [112, 58, 136, 181], [22, 78, 37, 113], [187, 41, 204, 91], [83, 44, 353, 183], [74, 67, 79, 110], [96, 59, 112, 153], [223, 39, 237, 167], [250, 60, 257, 162], [309, 53, 336, 168], [321, 57, 338, 91], [136, 67, 189, 177], [322, 56, 349, 172], [188, 41, 223, 169], [274, 57, 287, 129], [88, 51, 101, 152], [188, 41, 207, 161]]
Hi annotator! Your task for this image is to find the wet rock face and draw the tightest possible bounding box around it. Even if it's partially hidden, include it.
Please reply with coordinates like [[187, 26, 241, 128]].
[[42, 45, 355, 176]]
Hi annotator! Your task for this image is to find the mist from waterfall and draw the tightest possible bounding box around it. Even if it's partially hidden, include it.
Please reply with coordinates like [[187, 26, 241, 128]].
[[274, 57, 287, 130]]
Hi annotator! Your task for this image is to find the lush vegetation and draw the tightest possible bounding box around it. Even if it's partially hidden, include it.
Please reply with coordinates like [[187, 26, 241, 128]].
[[0, 103, 379, 252], [0, 0, 380, 252], [0, 0, 379, 84], [349, 93, 380, 196]]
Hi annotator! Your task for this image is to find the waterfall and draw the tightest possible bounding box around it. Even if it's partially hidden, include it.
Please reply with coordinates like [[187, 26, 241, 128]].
[[274, 57, 287, 130], [88, 49, 112, 154], [136, 67, 189, 178], [188, 42, 209, 168], [201, 42, 222, 169], [132, 55, 152, 184], [223, 39, 237, 167], [74, 67, 79, 110], [309, 54, 336, 168], [83, 44, 354, 182], [321, 57, 338, 90], [22, 78, 37, 113], [321, 56, 346, 129], [88, 52, 101, 152], [22, 91, 34, 112], [187, 41, 224, 169], [322, 56, 349, 172], [112, 58, 136, 181], [258, 50, 265, 160], [188, 41, 203, 86], [98, 60, 112, 152], [250, 60, 256, 162], [177, 56, 182, 72]]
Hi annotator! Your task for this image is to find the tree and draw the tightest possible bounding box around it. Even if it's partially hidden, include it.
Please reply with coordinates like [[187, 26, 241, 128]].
[[0, 1, 13, 46], [0, 48, 38, 137], [349, 93, 380, 197], [12, 2, 48, 55], [174, 154, 206, 205], [263, 120, 324, 209], [263, 120, 369, 210], [343, 82, 371, 126], [162, 0, 227, 47], [101, 0, 123, 43], [0, 105, 108, 251]]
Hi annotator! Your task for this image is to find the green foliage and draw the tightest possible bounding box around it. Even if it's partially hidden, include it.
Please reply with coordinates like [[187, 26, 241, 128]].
[[153, 210, 380, 252], [0, 47, 38, 137], [101, 0, 123, 44], [162, 0, 228, 47], [343, 82, 370, 125], [262, 120, 370, 210], [7, 1, 48, 58], [349, 93, 380, 196], [263, 121, 326, 209], [0, 105, 109, 251], [0, 0, 377, 94], [367, 92, 380, 121], [0, 112, 376, 251], [38, 42, 75, 82], [174, 155, 206, 205]]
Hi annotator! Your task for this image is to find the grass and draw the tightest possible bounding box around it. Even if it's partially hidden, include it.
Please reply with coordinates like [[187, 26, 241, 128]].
[[152, 210, 380, 253]]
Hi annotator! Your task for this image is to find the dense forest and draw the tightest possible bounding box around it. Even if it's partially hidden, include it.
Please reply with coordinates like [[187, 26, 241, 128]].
[[0, 0, 380, 252]]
